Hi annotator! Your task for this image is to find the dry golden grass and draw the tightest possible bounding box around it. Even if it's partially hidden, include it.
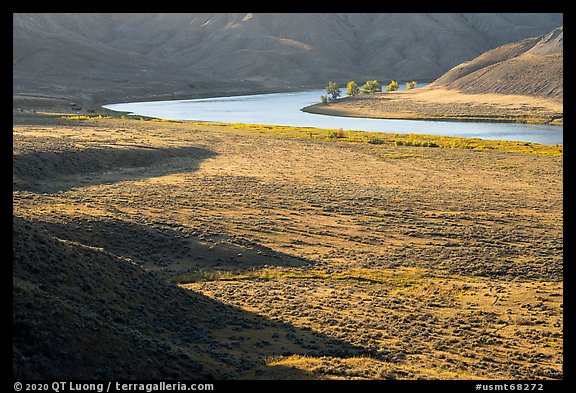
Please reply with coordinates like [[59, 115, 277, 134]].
[[13, 114, 562, 379], [304, 86, 563, 125], [184, 270, 562, 380]]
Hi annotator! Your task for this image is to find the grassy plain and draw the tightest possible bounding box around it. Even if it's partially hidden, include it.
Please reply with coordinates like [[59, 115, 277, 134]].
[[13, 113, 562, 379]]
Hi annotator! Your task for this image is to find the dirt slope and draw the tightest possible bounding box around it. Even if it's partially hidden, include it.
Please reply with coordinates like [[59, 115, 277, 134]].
[[303, 27, 563, 124], [431, 26, 563, 99], [13, 215, 217, 379]]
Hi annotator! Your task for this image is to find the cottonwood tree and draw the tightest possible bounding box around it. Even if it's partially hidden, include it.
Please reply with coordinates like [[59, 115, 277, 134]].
[[361, 80, 382, 94], [325, 81, 341, 102], [386, 80, 400, 92], [347, 81, 360, 96], [406, 81, 418, 90]]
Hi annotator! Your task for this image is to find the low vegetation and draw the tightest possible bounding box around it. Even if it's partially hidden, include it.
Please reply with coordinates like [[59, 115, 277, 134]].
[[171, 266, 424, 288], [200, 121, 561, 156], [13, 112, 562, 380], [386, 80, 400, 92], [61, 114, 112, 121], [324, 79, 419, 102], [362, 80, 382, 94], [406, 81, 418, 90], [324, 81, 341, 102], [346, 81, 360, 97]]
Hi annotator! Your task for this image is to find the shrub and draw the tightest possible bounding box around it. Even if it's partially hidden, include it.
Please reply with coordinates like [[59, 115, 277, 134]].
[[386, 80, 400, 92], [60, 115, 111, 121], [406, 81, 418, 90]]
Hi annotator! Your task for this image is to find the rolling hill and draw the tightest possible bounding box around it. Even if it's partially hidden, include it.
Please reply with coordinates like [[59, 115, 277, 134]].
[[12, 13, 565, 379], [430, 26, 563, 99], [13, 13, 562, 108], [302, 26, 563, 124], [13, 214, 367, 379], [13, 215, 220, 379]]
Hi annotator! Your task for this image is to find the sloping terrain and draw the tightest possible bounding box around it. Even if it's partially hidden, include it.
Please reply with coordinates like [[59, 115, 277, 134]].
[[13, 13, 562, 110], [431, 26, 563, 99], [13, 215, 218, 379], [303, 26, 563, 124], [12, 118, 374, 380], [13, 212, 366, 380], [13, 115, 563, 379]]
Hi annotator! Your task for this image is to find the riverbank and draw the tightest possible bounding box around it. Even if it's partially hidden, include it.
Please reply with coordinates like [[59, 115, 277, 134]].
[[100, 88, 563, 145], [13, 84, 313, 118], [13, 113, 563, 379], [303, 87, 563, 126]]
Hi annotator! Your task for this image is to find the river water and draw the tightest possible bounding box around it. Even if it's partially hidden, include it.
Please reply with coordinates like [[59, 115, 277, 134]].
[[103, 88, 563, 145]]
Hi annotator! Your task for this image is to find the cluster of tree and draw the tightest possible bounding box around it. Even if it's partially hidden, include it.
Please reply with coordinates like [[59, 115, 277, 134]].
[[322, 79, 418, 102]]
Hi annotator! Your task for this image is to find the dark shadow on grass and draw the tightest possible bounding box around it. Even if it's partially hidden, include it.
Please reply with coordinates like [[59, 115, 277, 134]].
[[13, 216, 376, 380], [30, 216, 311, 272], [13, 145, 217, 192]]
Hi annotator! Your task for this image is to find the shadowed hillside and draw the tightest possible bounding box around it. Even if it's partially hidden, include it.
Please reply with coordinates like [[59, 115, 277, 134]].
[[13, 145, 217, 192], [13, 216, 219, 379], [13, 216, 370, 379], [13, 13, 562, 110]]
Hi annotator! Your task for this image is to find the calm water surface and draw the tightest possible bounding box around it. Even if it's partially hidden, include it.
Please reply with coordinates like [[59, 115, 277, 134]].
[[103, 88, 563, 145]]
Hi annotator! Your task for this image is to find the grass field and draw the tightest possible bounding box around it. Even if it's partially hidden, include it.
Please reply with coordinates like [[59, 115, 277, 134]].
[[303, 87, 563, 126], [13, 113, 563, 379]]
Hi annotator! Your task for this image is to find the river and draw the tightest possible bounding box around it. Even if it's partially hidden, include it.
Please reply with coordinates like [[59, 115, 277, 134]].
[[103, 88, 563, 145]]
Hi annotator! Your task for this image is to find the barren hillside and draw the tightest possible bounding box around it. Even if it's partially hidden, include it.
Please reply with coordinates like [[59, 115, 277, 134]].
[[13, 13, 562, 109], [431, 26, 563, 99], [303, 26, 563, 124]]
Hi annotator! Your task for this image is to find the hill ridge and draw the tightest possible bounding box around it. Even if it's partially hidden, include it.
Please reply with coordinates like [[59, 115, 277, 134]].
[[430, 26, 563, 99], [13, 13, 562, 106]]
